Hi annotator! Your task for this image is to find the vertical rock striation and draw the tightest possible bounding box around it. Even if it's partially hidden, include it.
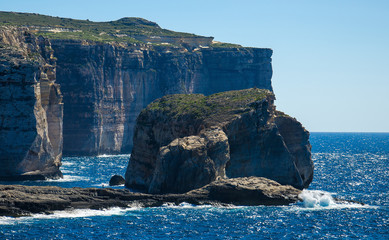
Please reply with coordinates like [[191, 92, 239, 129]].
[[0, 27, 63, 180], [50, 41, 272, 155]]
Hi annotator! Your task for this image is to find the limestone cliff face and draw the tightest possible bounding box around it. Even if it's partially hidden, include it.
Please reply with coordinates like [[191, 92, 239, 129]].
[[0, 27, 63, 180], [50, 40, 272, 155], [125, 89, 313, 193]]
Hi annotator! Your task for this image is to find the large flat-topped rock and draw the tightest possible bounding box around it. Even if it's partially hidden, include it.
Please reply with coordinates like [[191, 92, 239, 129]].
[[125, 88, 313, 193], [0, 177, 301, 217]]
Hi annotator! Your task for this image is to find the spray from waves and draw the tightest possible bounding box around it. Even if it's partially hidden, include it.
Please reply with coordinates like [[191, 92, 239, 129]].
[[160, 202, 244, 210], [161, 202, 214, 209], [0, 206, 141, 225], [44, 175, 89, 182], [297, 190, 375, 210]]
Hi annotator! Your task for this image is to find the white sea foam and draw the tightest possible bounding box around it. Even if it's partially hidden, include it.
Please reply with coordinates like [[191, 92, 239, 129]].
[[296, 190, 375, 210], [61, 161, 76, 166], [92, 182, 112, 187], [0, 207, 140, 225], [161, 202, 213, 209], [97, 154, 131, 158], [45, 175, 89, 182]]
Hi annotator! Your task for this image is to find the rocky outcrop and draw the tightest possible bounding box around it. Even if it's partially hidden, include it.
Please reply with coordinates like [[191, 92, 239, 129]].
[[125, 88, 313, 192], [0, 177, 301, 217], [0, 27, 63, 180], [50, 41, 272, 155]]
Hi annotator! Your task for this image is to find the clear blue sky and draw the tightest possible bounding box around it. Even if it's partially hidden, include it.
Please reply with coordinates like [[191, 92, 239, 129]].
[[2, 0, 388, 132]]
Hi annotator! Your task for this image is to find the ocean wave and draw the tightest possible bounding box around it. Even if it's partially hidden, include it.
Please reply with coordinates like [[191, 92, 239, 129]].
[[161, 202, 212, 209], [160, 202, 242, 209], [45, 175, 90, 182], [0, 207, 140, 225], [92, 182, 112, 187], [61, 161, 76, 166], [295, 190, 377, 210]]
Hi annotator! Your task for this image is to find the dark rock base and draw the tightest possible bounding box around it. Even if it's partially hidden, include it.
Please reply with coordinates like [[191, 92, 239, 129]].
[[0, 177, 300, 217], [0, 169, 63, 181]]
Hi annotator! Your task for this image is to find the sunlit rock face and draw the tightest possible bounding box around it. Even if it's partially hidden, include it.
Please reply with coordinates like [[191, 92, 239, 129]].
[[51, 41, 273, 156], [125, 89, 313, 193], [0, 27, 63, 180]]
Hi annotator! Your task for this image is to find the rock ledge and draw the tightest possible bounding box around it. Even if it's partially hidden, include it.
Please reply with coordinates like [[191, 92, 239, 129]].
[[0, 177, 300, 217]]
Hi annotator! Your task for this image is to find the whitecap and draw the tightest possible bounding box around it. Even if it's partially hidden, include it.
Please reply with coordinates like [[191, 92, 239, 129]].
[[348, 181, 363, 186], [45, 175, 89, 182], [92, 182, 111, 187], [61, 161, 76, 166], [162, 202, 247, 210], [295, 189, 377, 210], [0, 207, 141, 225]]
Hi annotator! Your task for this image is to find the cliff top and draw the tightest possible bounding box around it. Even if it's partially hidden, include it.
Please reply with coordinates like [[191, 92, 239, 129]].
[[0, 11, 243, 47], [145, 88, 273, 124]]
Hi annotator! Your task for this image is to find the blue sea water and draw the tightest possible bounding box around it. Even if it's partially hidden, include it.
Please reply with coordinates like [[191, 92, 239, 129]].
[[1, 133, 388, 239]]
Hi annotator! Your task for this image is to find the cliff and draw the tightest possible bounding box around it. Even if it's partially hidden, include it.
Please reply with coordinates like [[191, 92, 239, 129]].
[[0, 26, 63, 180], [0, 12, 273, 156], [125, 89, 313, 193], [51, 42, 272, 155]]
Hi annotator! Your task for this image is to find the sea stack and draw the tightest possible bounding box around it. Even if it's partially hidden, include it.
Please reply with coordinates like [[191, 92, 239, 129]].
[[125, 88, 313, 193]]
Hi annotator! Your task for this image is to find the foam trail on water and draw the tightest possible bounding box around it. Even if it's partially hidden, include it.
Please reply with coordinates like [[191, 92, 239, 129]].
[[0, 207, 140, 225], [45, 175, 89, 182], [161, 202, 213, 209]]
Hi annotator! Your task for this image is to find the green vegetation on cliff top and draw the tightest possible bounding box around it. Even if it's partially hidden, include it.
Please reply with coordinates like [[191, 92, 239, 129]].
[[0, 11, 206, 44], [147, 88, 273, 121]]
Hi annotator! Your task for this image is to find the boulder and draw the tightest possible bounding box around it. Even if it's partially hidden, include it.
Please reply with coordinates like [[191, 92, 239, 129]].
[[109, 175, 125, 186], [189, 177, 301, 206]]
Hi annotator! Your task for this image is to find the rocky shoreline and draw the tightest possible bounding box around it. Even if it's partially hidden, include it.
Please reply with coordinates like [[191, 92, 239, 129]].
[[0, 177, 301, 217]]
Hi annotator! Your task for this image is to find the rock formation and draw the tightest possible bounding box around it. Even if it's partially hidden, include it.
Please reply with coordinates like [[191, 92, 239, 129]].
[[0, 13, 312, 192], [109, 175, 125, 186], [0, 177, 301, 217], [0, 12, 273, 156], [51, 41, 273, 156], [0, 27, 63, 180], [125, 89, 313, 192]]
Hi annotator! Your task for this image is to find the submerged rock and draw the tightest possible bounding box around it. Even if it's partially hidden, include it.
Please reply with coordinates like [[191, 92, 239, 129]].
[[0, 177, 301, 217], [125, 88, 313, 193]]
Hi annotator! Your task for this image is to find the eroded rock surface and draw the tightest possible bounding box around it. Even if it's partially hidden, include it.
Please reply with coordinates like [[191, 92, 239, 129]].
[[51, 42, 273, 155], [0, 27, 63, 180], [149, 127, 229, 194], [125, 88, 313, 193], [0, 177, 301, 217]]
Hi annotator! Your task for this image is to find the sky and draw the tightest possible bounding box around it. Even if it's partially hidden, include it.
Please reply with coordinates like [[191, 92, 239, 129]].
[[2, 0, 388, 132]]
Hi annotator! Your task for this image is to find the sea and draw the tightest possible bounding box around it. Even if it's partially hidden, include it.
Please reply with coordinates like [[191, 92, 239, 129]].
[[0, 132, 388, 239]]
